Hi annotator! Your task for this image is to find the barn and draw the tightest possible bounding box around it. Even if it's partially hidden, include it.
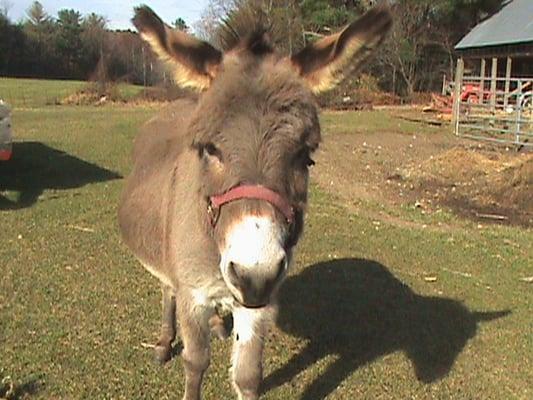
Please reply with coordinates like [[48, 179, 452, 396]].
[[451, 0, 533, 146], [455, 0, 533, 79]]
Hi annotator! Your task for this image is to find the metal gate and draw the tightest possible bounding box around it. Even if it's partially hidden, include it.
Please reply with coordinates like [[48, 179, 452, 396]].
[[452, 66, 533, 147]]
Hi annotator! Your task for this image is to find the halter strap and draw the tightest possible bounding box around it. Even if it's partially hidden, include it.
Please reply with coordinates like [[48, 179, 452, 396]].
[[208, 184, 294, 225]]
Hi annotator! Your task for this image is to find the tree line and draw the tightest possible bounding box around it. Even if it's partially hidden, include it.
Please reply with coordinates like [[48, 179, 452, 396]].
[[0, 1, 170, 84], [1, 0, 505, 97]]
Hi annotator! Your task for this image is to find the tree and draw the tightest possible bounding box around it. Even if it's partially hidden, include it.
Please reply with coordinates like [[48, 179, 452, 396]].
[[428, 0, 505, 79], [300, 0, 357, 35], [0, 0, 13, 17], [0, 13, 27, 75], [23, 1, 57, 77], [194, 0, 237, 41], [81, 13, 108, 80], [376, 1, 433, 97], [371, 0, 505, 97], [173, 17, 188, 31], [26, 1, 48, 25], [261, 0, 303, 54], [55, 9, 83, 77]]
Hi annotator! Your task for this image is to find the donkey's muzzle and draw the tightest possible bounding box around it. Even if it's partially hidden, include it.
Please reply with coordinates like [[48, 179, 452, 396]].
[[226, 258, 286, 308], [220, 214, 288, 307]]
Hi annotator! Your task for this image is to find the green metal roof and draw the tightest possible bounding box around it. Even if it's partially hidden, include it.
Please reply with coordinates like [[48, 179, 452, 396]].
[[455, 0, 533, 50]]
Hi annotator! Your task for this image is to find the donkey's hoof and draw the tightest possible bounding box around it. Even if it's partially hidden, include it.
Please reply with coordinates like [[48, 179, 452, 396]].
[[154, 344, 172, 365]]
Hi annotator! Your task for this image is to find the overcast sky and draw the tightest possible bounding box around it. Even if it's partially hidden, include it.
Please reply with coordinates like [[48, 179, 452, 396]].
[[8, 0, 210, 30]]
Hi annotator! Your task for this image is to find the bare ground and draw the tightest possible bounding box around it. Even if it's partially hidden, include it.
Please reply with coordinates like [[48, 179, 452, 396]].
[[314, 111, 532, 228]]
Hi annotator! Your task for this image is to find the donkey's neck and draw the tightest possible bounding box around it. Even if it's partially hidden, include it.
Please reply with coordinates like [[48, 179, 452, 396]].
[[163, 149, 221, 287]]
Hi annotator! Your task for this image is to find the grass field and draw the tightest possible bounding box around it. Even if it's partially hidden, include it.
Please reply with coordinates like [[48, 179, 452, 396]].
[[0, 78, 531, 399], [0, 78, 143, 108]]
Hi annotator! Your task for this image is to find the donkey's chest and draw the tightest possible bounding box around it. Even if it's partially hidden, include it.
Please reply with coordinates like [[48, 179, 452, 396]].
[[191, 283, 235, 314]]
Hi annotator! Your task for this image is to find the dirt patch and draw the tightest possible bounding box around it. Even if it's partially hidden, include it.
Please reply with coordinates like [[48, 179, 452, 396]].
[[59, 83, 126, 105], [313, 116, 532, 228], [403, 147, 532, 227], [60, 83, 193, 106]]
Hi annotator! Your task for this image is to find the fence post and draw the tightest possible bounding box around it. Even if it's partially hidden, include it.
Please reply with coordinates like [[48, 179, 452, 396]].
[[479, 58, 486, 104], [490, 57, 498, 113], [452, 58, 464, 136], [515, 79, 523, 145]]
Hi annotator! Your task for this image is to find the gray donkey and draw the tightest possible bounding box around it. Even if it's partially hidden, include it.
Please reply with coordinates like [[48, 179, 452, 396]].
[[119, 5, 391, 400]]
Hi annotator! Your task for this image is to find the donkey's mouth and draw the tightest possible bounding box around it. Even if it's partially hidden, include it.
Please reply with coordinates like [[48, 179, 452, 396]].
[[232, 294, 268, 309], [243, 303, 268, 309]]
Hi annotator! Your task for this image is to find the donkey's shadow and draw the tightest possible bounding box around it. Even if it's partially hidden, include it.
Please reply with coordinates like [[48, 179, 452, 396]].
[[265, 258, 509, 399]]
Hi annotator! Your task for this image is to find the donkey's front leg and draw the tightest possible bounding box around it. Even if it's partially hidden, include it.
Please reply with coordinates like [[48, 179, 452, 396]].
[[177, 298, 211, 400], [231, 307, 269, 400], [155, 283, 177, 364]]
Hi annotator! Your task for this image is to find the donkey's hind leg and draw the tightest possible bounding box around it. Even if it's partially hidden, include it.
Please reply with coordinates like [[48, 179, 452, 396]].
[[154, 283, 177, 364]]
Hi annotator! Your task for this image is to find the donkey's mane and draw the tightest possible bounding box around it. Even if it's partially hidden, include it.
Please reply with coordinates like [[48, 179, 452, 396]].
[[222, 26, 273, 56], [216, 3, 273, 54]]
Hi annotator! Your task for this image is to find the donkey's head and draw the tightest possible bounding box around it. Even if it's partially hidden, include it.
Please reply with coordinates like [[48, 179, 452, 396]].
[[133, 6, 391, 308]]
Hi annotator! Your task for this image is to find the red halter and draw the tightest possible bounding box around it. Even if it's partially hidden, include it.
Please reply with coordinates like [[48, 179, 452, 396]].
[[208, 184, 294, 226]]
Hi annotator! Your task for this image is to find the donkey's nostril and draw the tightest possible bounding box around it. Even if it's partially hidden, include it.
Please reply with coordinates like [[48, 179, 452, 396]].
[[228, 261, 236, 274], [276, 256, 287, 280], [227, 261, 239, 282], [227, 261, 252, 290], [224, 256, 287, 308]]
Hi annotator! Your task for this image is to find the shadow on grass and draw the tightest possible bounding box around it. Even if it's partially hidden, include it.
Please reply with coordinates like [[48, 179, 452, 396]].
[[0, 373, 42, 399], [0, 142, 121, 210], [265, 258, 510, 399]]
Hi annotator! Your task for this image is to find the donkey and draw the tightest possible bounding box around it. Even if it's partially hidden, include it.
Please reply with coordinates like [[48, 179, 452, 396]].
[[118, 5, 391, 400]]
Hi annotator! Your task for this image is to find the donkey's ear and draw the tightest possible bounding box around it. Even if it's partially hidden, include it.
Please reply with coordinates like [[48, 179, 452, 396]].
[[132, 6, 222, 91], [291, 6, 392, 94]]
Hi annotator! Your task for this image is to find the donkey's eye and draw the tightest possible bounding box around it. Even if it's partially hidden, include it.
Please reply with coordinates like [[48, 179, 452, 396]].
[[200, 142, 223, 161], [294, 148, 315, 168], [204, 143, 218, 156]]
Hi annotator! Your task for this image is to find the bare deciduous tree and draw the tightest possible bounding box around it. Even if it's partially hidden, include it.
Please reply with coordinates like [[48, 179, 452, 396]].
[[0, 0, 13, 17]]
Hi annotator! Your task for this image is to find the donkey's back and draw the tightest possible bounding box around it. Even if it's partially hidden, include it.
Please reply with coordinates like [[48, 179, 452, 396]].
[[131, 98, 196, 170], [118, 97, 197, 270]]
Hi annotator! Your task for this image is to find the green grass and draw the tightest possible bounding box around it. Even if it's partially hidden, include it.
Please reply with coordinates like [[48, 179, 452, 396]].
[[0, 82, 531, 399], [0, 77, 143, 108], [320, 109, 446, 136]]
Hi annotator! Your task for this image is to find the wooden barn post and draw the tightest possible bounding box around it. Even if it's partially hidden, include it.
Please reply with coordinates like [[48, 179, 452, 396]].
[[479, 58, 486, 104], [504, 56, 512, 108]]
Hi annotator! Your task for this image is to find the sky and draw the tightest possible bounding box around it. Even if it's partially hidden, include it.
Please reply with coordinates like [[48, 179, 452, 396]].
[[7, 0, 210, 30]]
